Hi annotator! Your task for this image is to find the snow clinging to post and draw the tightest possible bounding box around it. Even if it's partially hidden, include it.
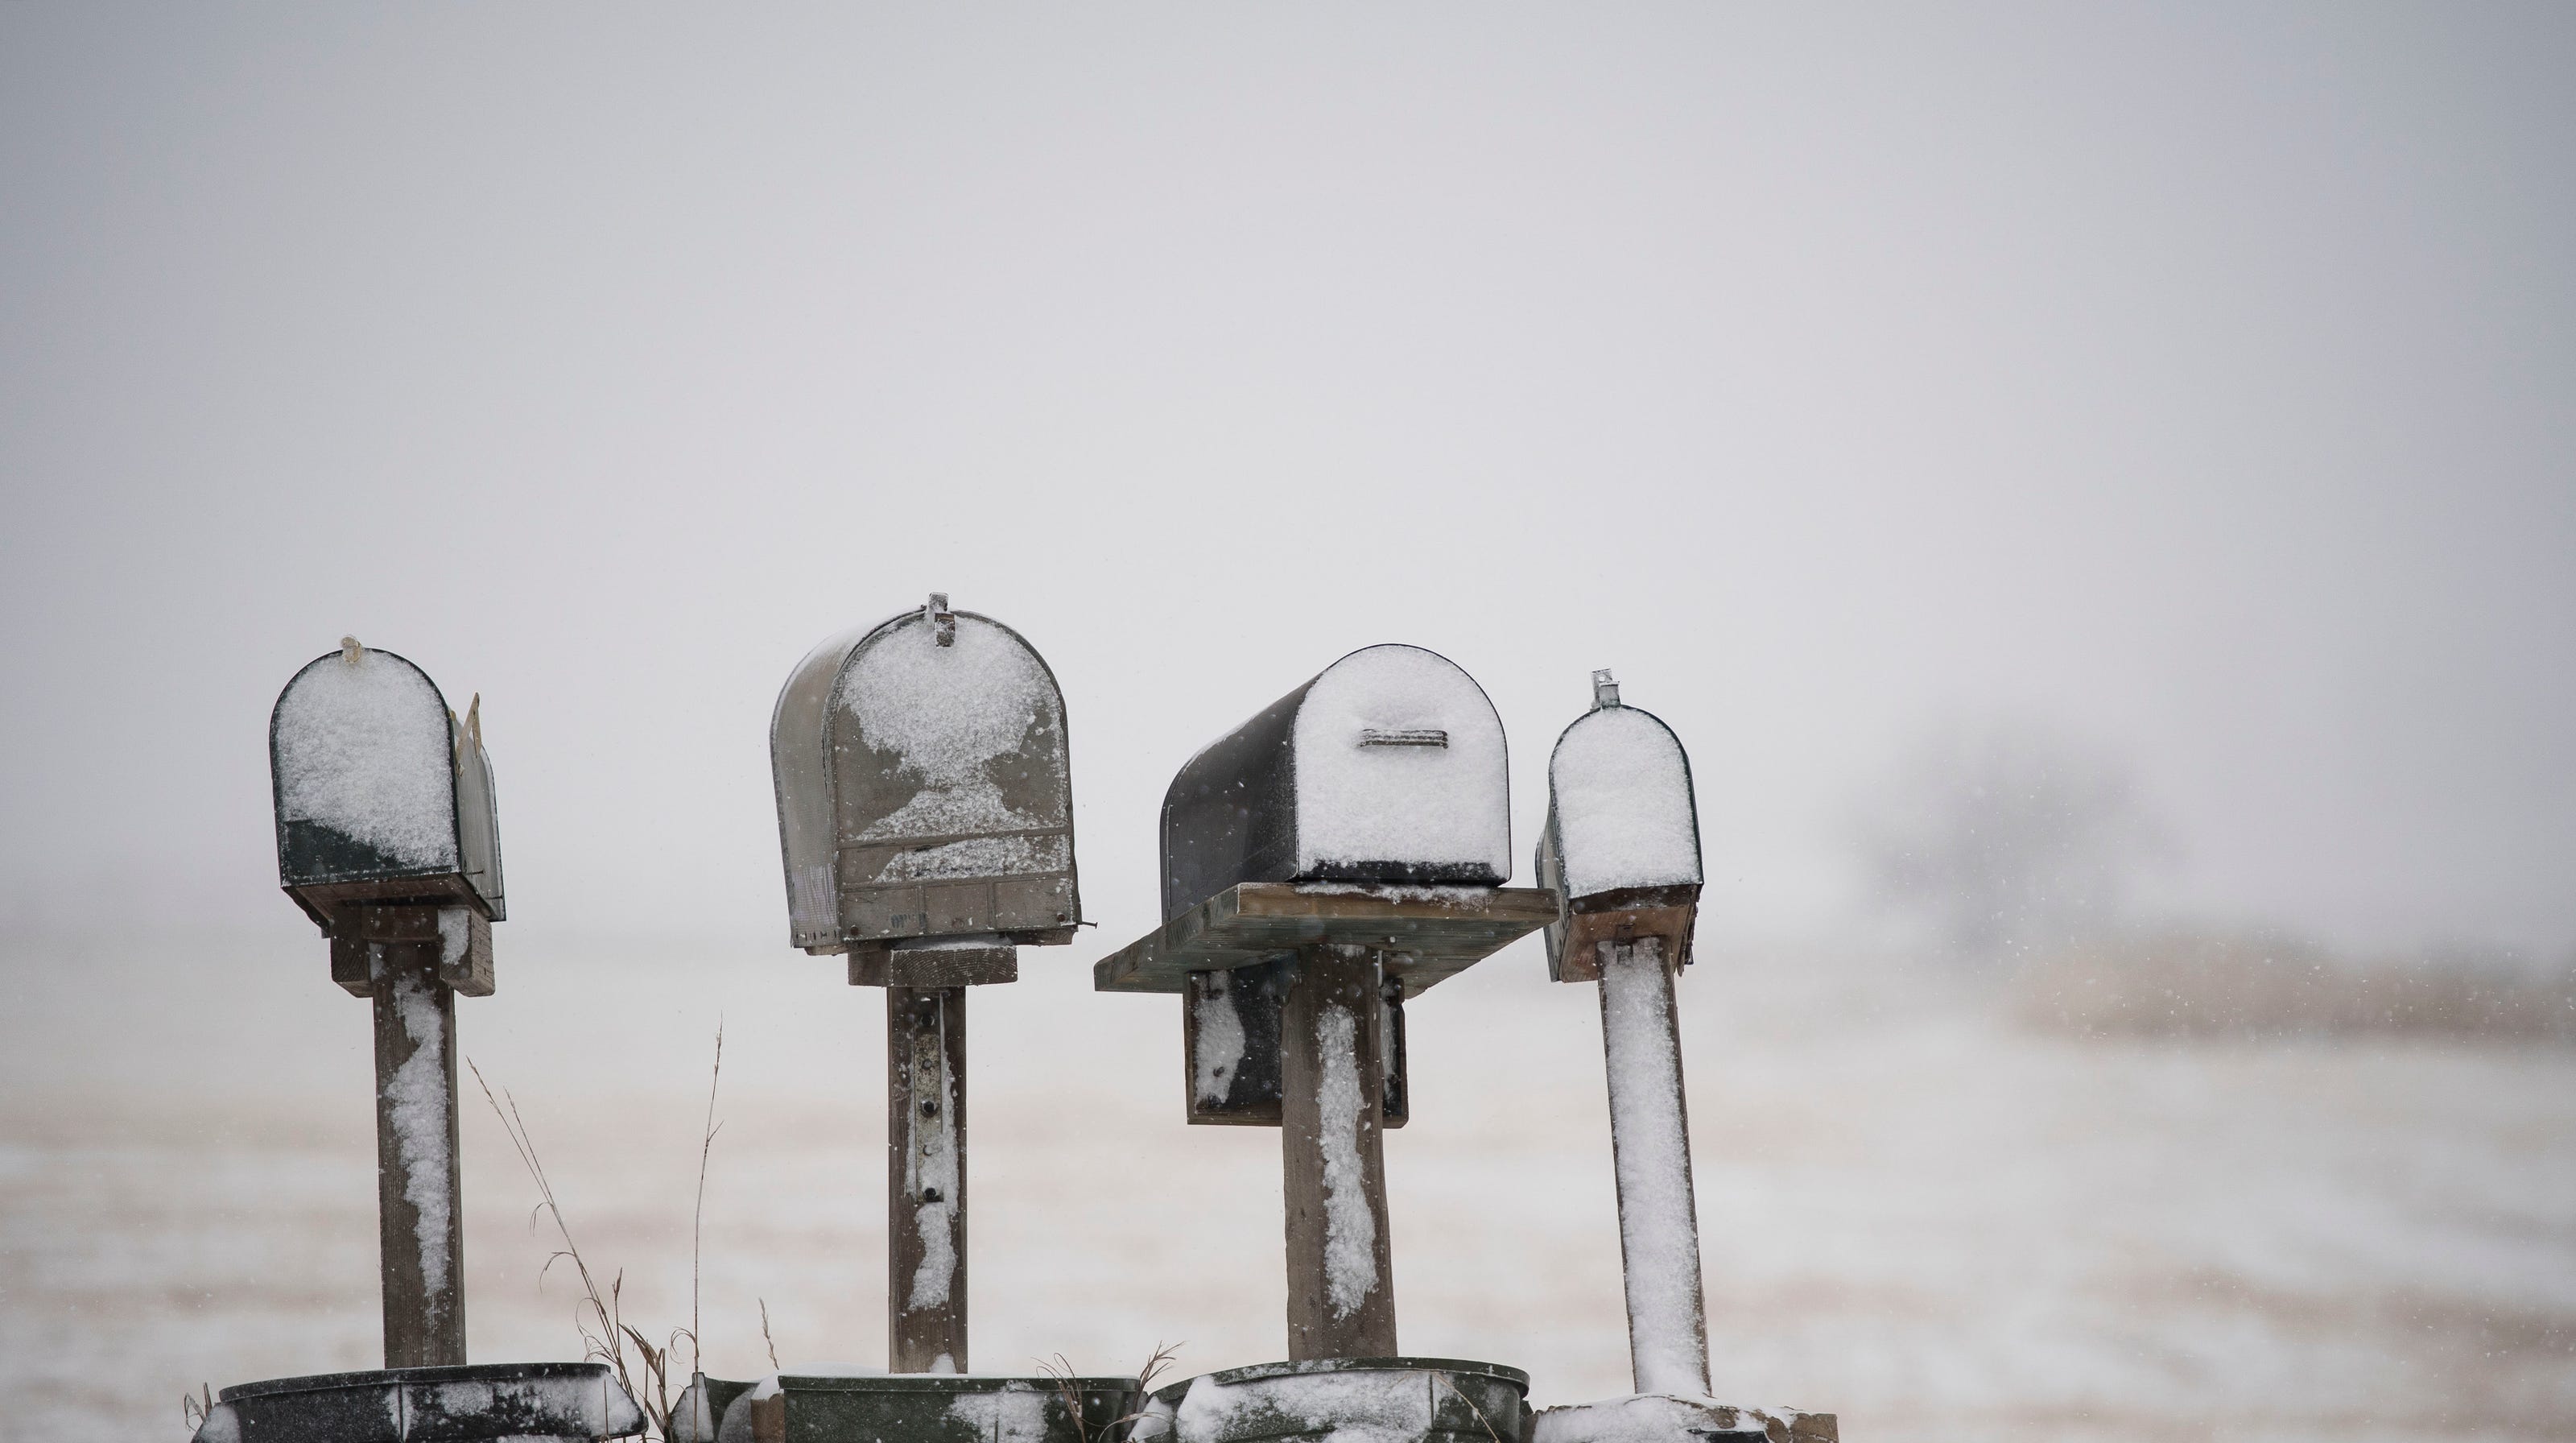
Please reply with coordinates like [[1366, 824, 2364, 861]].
[[383, 968, 455, 1313], [1193, 978, 1248, 1109], [1316, 1003, 1378, 1320], [1600, 940, 1709, 1396], [906, 1029, 961, 1313]]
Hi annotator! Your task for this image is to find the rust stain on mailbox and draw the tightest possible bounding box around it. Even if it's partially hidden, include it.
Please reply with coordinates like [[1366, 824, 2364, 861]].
[[771, 598, 1080, 957]]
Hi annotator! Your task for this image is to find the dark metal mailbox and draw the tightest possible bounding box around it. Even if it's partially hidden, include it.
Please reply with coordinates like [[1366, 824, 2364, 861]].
[[1534, 672, 1703, 981], [1161, 643, 1509, 1125], [270, 639, 506, 933], [1160, 643, 1510, 920], [770, 595, 1081, 961]]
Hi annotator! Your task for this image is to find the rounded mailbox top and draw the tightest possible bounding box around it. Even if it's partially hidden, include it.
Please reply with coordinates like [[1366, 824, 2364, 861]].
[[1545, 697, 1702, 900], [1159, 642, 1512, 920], [770, 599, 1079, 953], [270, 646, 460, 877], [1292, 643, 1509, 877]]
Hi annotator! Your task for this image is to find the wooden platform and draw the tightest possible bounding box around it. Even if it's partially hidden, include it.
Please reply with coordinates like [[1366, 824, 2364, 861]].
[[1092, 883, 1559, 997]]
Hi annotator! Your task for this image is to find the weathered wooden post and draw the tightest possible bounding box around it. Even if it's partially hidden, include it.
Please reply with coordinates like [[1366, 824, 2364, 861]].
[[270, 637, 503, 1370], [769, 593, 1083, 1375], [1534, 670, 1711, 1398], [186, 643, 642, 1443], [1521, 673, 1841, 1443], [1099, 643, 1552, 1441]]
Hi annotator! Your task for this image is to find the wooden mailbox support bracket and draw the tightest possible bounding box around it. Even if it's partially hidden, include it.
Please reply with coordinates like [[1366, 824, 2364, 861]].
[[1095, 883, 1554, 1362]]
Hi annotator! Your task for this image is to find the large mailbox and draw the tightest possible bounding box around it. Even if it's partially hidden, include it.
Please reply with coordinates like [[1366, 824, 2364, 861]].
[[1162, 643, 1509, 1125], [1534, 673, 1703, 982], [1159, 643, 1510, 921], [770, 595, 1081, 961], [270, 639, 506, 932]]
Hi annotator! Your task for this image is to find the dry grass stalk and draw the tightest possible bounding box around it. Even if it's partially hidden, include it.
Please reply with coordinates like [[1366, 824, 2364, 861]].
[[691, 1022, 725, 1379], [1040, 1342, 1182, 1443], [470, 1056, 704, 1441]]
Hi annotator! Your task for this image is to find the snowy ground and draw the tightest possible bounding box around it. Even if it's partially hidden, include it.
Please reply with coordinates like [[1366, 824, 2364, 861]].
[[2, 928, 2569, 1442]]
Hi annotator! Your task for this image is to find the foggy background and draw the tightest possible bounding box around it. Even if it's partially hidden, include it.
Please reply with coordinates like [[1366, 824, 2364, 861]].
[[3, 6, 2570, 1442]]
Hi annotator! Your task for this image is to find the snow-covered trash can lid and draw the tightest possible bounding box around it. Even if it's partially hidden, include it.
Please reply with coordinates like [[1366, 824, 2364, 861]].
[[1159, 644, 1511, 922], [1129, 1358, 1530, 1443], [195, 1362, 643, 1443], [770, 594, 1080, 956], [269, 639, 505, 928]]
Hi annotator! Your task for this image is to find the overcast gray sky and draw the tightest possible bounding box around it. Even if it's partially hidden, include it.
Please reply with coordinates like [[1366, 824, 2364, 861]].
[[3, 3, 2570, 958]]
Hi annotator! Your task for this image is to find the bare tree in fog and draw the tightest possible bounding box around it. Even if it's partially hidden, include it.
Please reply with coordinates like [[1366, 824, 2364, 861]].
[[1856, 722, 2170, 965]]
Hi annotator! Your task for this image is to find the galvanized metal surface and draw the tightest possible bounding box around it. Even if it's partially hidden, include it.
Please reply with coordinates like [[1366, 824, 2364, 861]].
[[770, 604, 1080, 956]]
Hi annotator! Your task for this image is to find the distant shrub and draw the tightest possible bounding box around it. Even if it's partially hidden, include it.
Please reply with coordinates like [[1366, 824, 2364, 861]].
[[2012, 929, 2576, 1044]]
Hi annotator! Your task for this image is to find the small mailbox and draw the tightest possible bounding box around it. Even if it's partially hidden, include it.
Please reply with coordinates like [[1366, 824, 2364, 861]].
[[270, 639, 506, 933], [770, 596, 1081, 964], [1160, 643, 1510, 920], [1534, 672, 1703, 982]]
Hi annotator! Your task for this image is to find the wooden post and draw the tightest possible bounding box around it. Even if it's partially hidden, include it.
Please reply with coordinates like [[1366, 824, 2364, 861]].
[[369, 937, 467, 1369], [1596, 936, 1710, 1396], [886, 985, 968, 1372], [1279, 945, 1398, 1360]]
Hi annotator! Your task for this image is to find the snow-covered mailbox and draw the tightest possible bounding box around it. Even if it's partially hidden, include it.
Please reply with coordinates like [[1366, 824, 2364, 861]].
[[274, 639, 504, 998], [1096, 644, 1556, 1375], [222, 640, 642, 1443], [771, 593, 1079, 982], [1528, 672, 1838, 1441], [268, 639, 500, 1373], [769, 593, 1080, 1375]]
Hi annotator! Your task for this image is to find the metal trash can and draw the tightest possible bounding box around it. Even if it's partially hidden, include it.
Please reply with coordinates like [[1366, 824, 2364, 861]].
[[1131, 1358, 1529, 1443], [723, 1372, 1137, 1443], [192, 1362, 643, 1443]]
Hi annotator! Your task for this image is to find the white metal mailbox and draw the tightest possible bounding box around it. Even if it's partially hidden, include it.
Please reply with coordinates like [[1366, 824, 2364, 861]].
[[770, 595, 1080, 961]]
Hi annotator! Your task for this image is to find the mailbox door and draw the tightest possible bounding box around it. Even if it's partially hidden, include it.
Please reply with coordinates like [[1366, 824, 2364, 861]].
[[270, 648, 470, 914], [1545, 701, 1702, 902], [827, 610, 1080, 947], [454, 718, 506, 921], [773, 627, 869, 950]]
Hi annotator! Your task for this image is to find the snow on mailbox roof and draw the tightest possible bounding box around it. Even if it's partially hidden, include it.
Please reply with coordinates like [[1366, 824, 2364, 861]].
[[1293, 644, 1510, 876], [840, 613, 1056, 841], [1549, 702, 1700, 899], [272, 647, 460, 871]]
